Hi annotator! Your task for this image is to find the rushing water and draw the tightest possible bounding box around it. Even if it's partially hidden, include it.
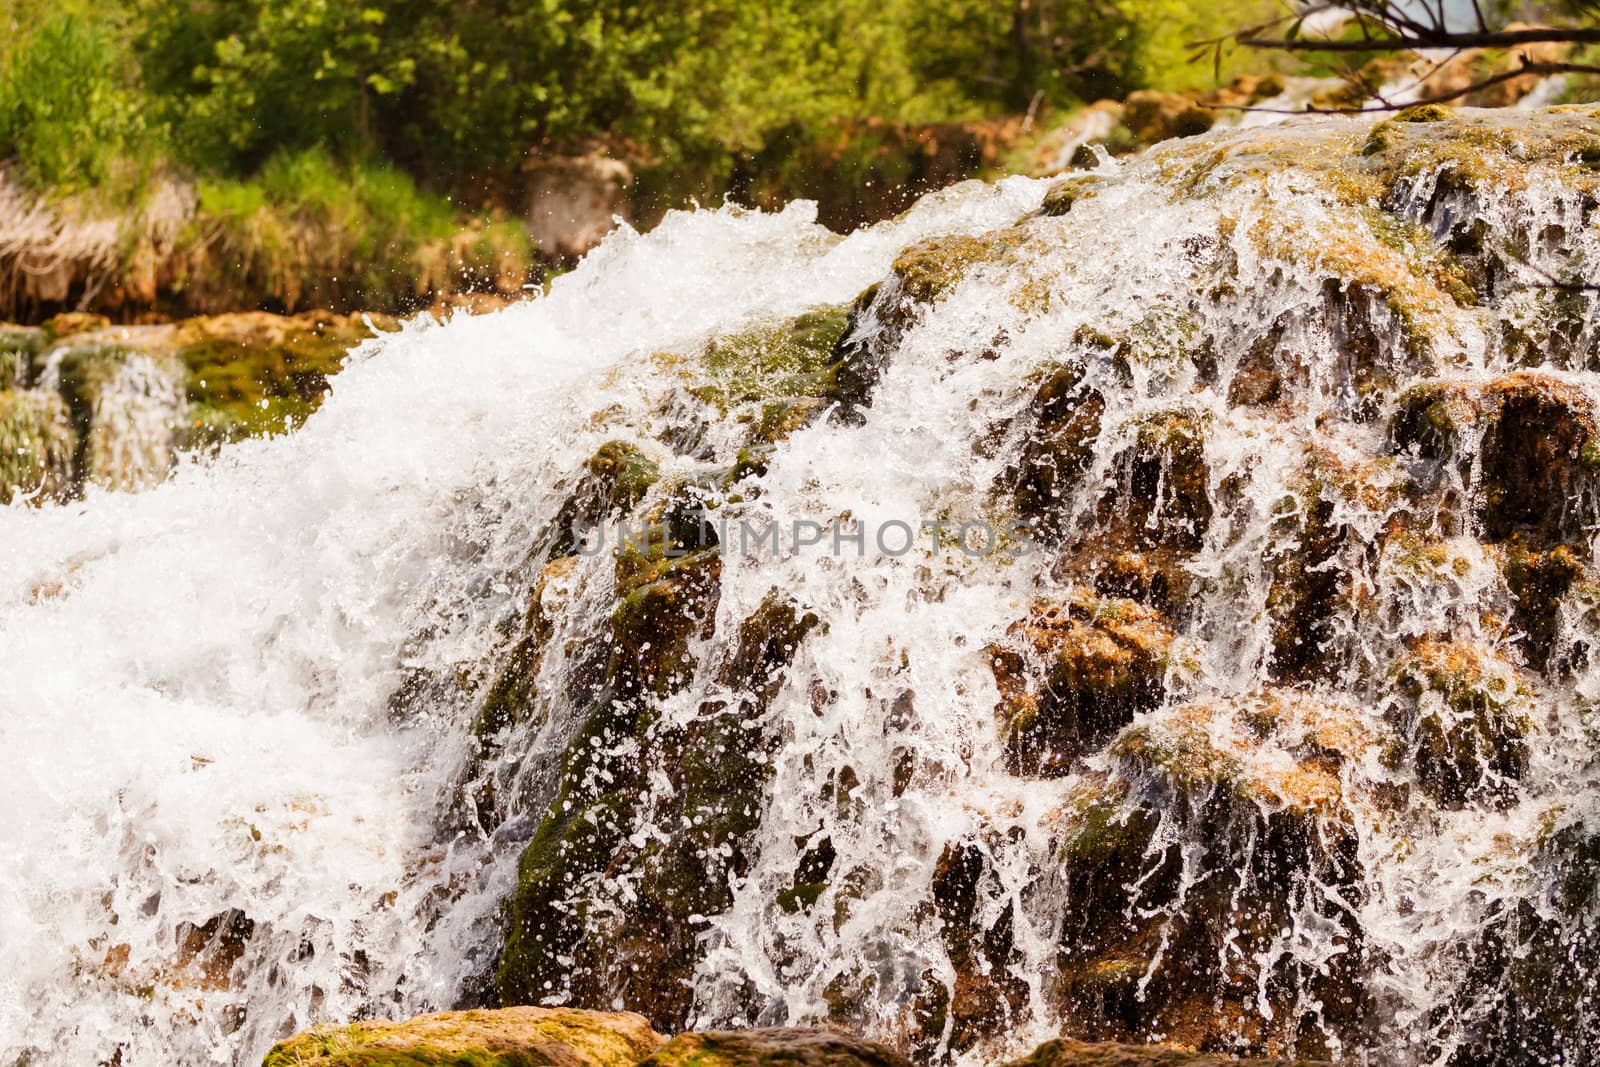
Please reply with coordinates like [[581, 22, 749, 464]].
[[4, 108, 1600, 1066]]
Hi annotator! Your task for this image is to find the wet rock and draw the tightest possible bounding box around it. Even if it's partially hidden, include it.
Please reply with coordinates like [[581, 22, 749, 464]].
[[550, 441, 662, 556], [1120, 91, 1216, 148], [1009, 361, 1107, 538], [638, 1029, 912, 1067], [174, 310, 385, 442], [1038, 175, 1109, 218], [690, 306, 850, 418], [262, 1006, 663, 1067], [497, 573, 822, 1031], [1392, 371, 1600, 545], [989, 590, 1173, 777], [0, 325, 44, 390], [1039, 693, 1368, 1054], [1385, 640, 1531, 809], [0, 389, 77, 504], [1447, 818, 1600, 1065], [1500, 536, 1585, 670], [51, 338, 187, 491], [1001, 1037, 1328, 1066], [1108, 406, 1213, 554]]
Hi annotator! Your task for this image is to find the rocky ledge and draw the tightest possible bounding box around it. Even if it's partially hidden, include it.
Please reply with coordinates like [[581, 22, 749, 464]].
[[264, 1009, 1321, 1067]]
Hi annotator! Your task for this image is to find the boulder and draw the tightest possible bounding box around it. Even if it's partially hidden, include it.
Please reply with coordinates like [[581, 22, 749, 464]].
[[525, 149, 633, 260], [638, 1029, 912, 1067], [262, 1006, 663, 1067]]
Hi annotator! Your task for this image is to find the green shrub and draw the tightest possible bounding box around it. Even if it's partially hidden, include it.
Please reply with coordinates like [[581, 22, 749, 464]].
[[0, 10, 164, 192]]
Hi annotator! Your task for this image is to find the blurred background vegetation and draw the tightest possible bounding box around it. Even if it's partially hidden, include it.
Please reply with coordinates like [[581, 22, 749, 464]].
[[0, 0, 1592, 320]]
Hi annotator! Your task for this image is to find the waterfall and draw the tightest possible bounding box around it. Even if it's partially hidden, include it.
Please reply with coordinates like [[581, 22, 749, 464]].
[[5, 106, 1600, 1067]]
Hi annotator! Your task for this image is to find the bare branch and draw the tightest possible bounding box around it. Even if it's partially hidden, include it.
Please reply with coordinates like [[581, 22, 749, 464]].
[[1204, 58, 1600, 115], [1241, 26, 1600, 53]]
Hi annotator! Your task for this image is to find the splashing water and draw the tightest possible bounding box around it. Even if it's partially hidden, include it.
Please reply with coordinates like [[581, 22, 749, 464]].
[[6, 107, 1600, 1067]]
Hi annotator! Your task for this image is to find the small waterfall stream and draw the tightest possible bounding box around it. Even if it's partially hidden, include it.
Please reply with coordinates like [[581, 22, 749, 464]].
[[5, 106, 1600, 1066]]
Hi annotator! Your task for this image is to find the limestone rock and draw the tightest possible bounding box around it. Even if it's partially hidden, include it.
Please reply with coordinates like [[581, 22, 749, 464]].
[[262, 1006, 663, 1067], [638, 1029, 912, 1067]]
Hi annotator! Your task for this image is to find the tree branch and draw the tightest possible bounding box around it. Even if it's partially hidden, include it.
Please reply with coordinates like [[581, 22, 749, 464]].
[[1241, 26, 1600, 52], [1206, 58, 1600, 115]]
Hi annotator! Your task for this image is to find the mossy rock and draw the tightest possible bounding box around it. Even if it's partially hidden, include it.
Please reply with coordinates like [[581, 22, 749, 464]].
[[1108, 406, 1213, 554], [0, 388, 78, 504], [988, 590, 1173, 777], [1385, 640, 1532, 808], [550, 441, 662, 556], [1038, 175, 1109, 218], [1043, 703, 1366, 1054], [176, 311, 384, 443], [0, 325, 45, 390], [1392, 371, 1600, 546], [694, 306, 851, 415], [1448, 819, 1600, 1062], [1000, 1037, 1329, 1066], [1500, 536, 1586, 669], [41, 312, 111, 340], [638, 1029, 912, 1067], [498, 569, 821, 1030], [261, 1006, 663, 1067]]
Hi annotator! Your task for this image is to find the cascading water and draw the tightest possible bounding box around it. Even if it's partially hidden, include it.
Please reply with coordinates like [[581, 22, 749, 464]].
[[5, 105, 1600, 1067]]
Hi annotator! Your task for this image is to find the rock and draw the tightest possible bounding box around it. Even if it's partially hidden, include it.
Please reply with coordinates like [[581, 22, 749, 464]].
[[638, 1029, 912, 1067], [1037, 693, 1369, 1053], [1385, 640, 1531, 808], [0, 389, 77, 504], [262, 1006, 663, 1067], [1391, 371, 1600, 545], [49, 336, 187, 492], [1038, 175, 1110, 218], [1009, 361, 1107, 537], [1119, 91, 1215, 149], [988, 590, 1173, 777], [0, 325, 44, 390], [495, 508, 819, 1030], [174, 310, 384, 443], [1000, 1037, 1328, 1066], [550, 441, 662, 555], [1108, 406, 1213, 554], [525, 148, 633, 260]]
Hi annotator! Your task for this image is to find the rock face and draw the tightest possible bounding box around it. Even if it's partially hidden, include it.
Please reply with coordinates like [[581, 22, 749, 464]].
[[262, 1007, 663, 1067], [419, 106, 1600, 1067]]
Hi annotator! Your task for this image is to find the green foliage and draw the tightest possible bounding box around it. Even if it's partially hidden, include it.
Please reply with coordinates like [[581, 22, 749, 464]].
[[189, 151, 532, 312], [0, 8, 160, 191]]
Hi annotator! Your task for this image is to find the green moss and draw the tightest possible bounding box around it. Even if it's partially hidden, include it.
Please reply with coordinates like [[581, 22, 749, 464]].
[[0, 388, 77, 504], [1038, 175, 1107, 218], [177, 314, 380, 443], [692, 305, 850, 415], [262, 1006, 661, 1067], [0, 326, 45, 390]]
